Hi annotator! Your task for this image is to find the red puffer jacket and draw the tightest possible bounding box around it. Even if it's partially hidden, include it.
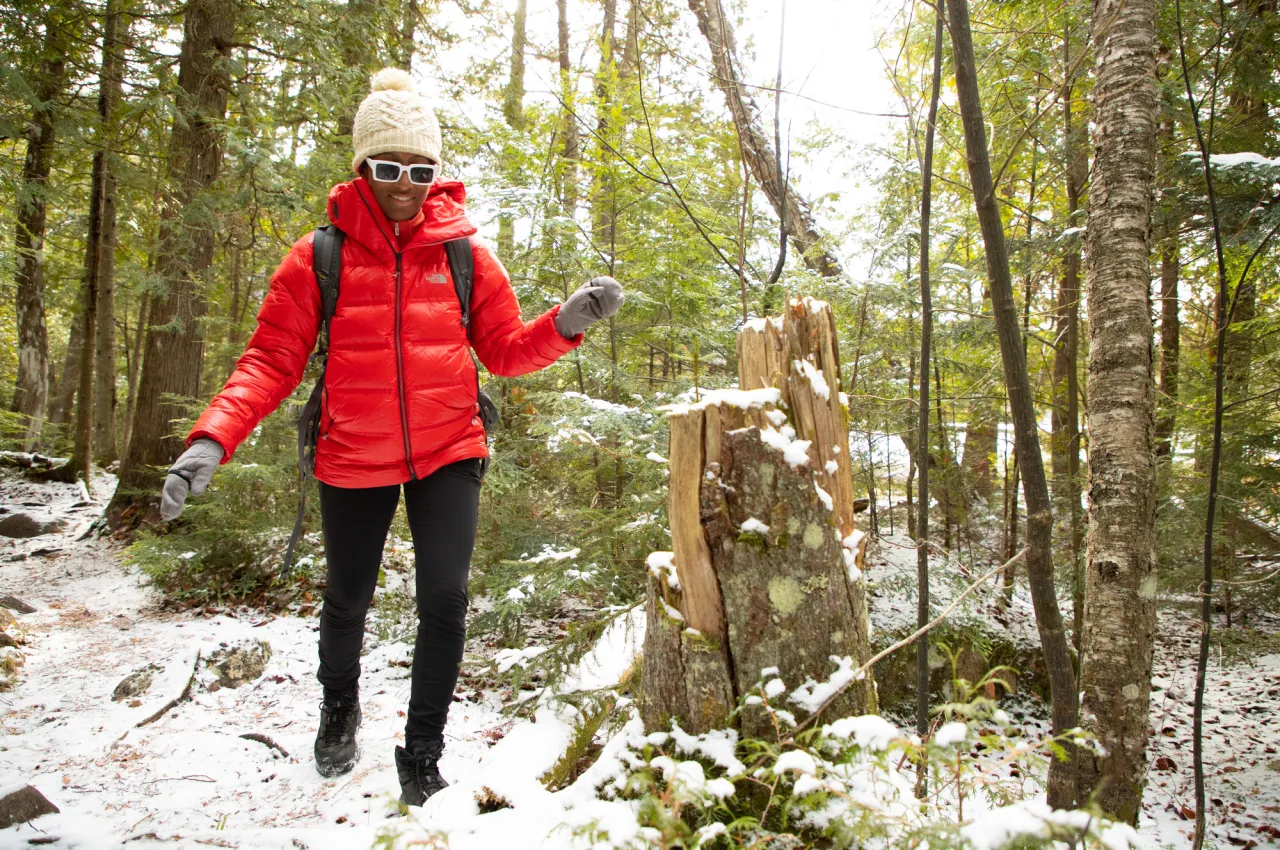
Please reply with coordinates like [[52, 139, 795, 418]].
[[187, 178, 582, 487]]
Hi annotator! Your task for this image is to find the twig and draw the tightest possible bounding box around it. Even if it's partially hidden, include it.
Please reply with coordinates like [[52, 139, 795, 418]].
[[239, 732, 290, 758], [136, 652, 200, 728], [793, 548, 1026, 736], [143, 775, 215, 783]]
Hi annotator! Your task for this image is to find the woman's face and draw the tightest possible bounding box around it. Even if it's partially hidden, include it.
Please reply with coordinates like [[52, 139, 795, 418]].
[[360, 151, 436, 222]]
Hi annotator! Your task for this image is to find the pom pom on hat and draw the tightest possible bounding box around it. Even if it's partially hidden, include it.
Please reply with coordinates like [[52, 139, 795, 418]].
[[351, 67, 442, 174], [370, 67, 414, 93]]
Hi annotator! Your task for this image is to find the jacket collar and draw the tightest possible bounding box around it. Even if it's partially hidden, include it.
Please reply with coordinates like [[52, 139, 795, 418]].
[[327, 178, 478, 259]]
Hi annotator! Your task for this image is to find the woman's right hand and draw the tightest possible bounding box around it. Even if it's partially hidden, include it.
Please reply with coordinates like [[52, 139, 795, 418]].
[[160, 438, 225, 520]]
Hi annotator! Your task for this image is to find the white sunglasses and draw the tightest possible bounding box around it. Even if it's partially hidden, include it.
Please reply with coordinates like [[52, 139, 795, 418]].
[[366, 158, 439, 185]]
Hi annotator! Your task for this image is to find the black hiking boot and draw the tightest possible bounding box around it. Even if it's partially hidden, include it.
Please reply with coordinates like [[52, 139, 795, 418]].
[[395, 739, 448, 806], [314, 687, 361, 777]]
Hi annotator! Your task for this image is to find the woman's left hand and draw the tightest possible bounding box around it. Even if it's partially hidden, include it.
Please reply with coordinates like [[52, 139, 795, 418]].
[[555, 276, 624, 338]]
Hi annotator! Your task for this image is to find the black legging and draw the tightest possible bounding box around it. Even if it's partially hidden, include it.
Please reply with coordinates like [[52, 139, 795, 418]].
[[316, 457, 483, 747]]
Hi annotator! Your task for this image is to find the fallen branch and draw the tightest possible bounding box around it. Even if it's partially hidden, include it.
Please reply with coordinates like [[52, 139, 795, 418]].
[[142, 775, 215, 783], [136, 652, 200, 728], [239, 732, 290, 758], [794, 548, 1027, 736]]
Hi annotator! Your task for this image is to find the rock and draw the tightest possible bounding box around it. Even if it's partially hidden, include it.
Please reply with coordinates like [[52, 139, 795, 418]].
[[0, 594, 35, 614], [0, 632, 17, 649], [206, 639, 271, 688], [0, 607, 15, 630], [112, 664, 162, 702], [0, 785, 59, 828], [0, 513, 66, 539]]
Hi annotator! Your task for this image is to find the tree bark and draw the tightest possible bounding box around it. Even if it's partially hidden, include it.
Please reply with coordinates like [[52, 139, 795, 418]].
[[685, 0, 844, 278], [497, 0, 526, 263], [917, 1, 943, 752], [644, 300, 875, 734], [49, 308, 85, 428], [556, 0, 580, 214], [943, 0, 1079, 808], [93, 0, 126, 465], [398, 0, 418, 71], [9, 6, 71, 449], [1077, 0, 1159, 825], [109, 0, 237, 527], [121, 291, 150, 455], [1053, 18, 1087, 654]]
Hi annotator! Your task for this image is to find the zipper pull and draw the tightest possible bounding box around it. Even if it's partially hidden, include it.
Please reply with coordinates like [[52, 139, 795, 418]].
[[394, 222, 400, 237]]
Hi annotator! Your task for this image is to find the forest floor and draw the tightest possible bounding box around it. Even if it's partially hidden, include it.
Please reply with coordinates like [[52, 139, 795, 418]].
[[0, 470, 1277, 849]]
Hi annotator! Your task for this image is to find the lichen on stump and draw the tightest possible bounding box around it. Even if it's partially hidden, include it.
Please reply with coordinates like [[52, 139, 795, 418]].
[[703, 427, 875, 735]]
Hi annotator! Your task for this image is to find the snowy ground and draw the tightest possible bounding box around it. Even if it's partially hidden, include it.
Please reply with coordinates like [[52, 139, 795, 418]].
[[0, 474, 1277, 848]]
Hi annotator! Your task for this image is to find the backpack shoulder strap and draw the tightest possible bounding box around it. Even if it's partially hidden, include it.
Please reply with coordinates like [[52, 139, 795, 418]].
[[313, 224, 344, 353], [444, 237, 474, 333], [284, 224, 344, 581]]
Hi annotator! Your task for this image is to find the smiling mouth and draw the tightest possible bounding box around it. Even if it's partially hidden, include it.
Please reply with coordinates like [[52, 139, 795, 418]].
[[390, 194, 416, 203]]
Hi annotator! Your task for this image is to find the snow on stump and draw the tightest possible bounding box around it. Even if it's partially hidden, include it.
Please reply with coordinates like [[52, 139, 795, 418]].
[[206, 639, 271, 688], [0, 785, 58, 829], [642, 298, 875, 737]]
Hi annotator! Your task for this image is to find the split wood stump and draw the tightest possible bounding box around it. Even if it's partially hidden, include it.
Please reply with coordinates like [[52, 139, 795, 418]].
[[642, 297, 876, 737]]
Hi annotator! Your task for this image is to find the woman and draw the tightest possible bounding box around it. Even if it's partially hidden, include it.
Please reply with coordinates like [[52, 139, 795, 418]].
[[156, 68, 623, 806]]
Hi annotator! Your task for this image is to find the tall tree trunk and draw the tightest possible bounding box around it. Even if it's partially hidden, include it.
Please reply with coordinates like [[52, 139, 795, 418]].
[[9, 6, 71, 449], [93, 0, 126, 465], [943, 0, 1079, 808], [557, 0, 580, 214], [497, 0, 527, 259], [398, 0, 418, 70], [916, 0, 943, 767], [960, 400, 996, 503], [49, 308, 84, 427], [1055, 20, 1088, 654], [1154, 239, 1180, 458], [1077, 0, 1159, 824], [108, 0, 237, 527], [685, 0, 844, 278], [121, 291, 149, 455], [67, 152, 104, 486], [336, 0, 377, 137]]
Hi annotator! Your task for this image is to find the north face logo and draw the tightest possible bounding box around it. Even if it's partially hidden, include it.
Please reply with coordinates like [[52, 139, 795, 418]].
[[428, 273, 448, 284]]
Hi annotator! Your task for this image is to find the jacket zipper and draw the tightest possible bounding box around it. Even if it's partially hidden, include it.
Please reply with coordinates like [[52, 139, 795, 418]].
[[393, 250, 418, 480]]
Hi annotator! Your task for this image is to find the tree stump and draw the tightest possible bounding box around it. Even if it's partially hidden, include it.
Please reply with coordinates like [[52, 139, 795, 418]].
[[642, 298, 875, 736]]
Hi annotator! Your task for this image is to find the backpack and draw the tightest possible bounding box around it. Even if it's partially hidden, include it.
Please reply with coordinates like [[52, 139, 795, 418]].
[[280, 226, 499, 577]]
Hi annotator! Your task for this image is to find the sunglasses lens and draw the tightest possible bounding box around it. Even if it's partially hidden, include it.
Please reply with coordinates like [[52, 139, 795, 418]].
[[372, 161, 401, 182], [409, 165, 435, 185]]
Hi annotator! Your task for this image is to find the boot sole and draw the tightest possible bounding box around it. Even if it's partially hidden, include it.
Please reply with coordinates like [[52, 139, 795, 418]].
[[315, 743, 360, 778]]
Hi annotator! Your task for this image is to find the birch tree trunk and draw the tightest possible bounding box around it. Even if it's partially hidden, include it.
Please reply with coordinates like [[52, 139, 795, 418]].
[[1078, 0, 1159, 824], [943, 0, 1079, 808], [685, 0, 844, 279], [9, 5, 71, 449], [109, 0, 237, 527]]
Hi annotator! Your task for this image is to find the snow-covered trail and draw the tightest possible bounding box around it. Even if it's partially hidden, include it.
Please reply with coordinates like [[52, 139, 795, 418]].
[[0, 472, 645, 849]]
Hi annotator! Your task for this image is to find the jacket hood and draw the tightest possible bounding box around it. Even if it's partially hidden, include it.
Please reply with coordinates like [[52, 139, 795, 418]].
[[327, 178, 477, 258]]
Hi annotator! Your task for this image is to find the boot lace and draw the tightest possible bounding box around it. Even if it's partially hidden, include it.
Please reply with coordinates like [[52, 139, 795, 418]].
[[320, 694, 357, 746]]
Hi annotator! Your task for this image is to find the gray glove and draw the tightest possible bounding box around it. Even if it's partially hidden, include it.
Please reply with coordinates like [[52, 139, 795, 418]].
[[555, 276, 624, 339], [160, 438, 224, 521]]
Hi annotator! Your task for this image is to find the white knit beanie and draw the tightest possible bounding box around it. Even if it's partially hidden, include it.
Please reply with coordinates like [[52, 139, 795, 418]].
[[350, 68, 442, 174]]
